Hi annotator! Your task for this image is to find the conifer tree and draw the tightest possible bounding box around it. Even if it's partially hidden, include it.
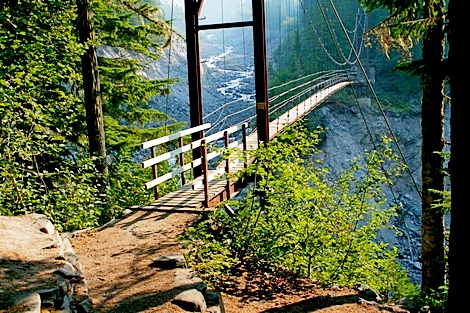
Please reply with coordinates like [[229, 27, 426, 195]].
[[0, 0, 184, 229], [76, 0, 109, 191], [93, 0, 184, 152], [359, 0, 448, 295]]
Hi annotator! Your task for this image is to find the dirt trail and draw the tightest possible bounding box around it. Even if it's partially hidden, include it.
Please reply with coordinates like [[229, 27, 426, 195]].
[[71, 210, 410, 313]]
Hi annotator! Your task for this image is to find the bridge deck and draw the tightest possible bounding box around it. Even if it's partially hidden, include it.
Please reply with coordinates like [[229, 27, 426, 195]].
[[129, 82, 349, 212]]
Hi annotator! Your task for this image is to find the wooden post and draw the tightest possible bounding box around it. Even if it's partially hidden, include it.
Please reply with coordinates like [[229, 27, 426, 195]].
[[150, 146, 159, 199], [296, 97, 299, 119], [224, 130, 230, 198], [179, 137, 186, 185], [201, 139, 209, 207], [242, 124, 248, 169]]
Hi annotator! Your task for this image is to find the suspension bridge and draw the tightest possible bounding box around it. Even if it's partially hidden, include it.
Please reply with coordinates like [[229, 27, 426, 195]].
[[130, 0, 370, 212]]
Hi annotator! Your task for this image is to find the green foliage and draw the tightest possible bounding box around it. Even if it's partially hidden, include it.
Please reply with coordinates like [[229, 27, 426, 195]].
[[0, 1, 103, 231], [359, 0, 447, 59], [181, 211, 238, 285], [182, 124, 416, 299], [0, 0, 183, 230], [94, 0, 184, 154]]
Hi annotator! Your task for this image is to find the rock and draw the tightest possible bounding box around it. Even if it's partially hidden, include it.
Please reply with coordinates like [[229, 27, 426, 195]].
[[62, 238, 78, 266], [55, 261, 84, 282], [121, 209, 133, 216], [37, 287, 61, 308], [75, 296, 94, 313], [29, 214, 55, 235], [397, 297, 420, 311], [419, 305, 431, 313], [413, 261, 422, 270], [173, 269, 207, 292], [152, 254, 187, 269], [172, 289, 207, 312], [9, 292, 41, 313], [205, 290, 225, 313], [355, 284, 382, 303]]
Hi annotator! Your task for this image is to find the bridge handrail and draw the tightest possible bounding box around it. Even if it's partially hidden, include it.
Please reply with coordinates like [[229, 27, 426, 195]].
[[141, 122, 248, 206], [142, 123, 211, 149]]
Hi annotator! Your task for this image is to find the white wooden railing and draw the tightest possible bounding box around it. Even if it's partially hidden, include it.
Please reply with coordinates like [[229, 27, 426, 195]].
[[141, 122, 248, 207]]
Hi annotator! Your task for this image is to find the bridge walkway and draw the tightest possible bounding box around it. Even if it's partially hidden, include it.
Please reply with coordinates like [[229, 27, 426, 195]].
[[129, 82, 349, 212]]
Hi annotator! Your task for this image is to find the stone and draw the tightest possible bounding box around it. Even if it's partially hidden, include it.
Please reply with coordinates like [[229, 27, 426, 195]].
[[9, 292, 41, 313], [152, 254, 187, 269], [60, 294, 73, 313], [397, 297, 419, 311], [34, 216, 55, 235], [173, 269, 206, 292], [419, 305, 431, 313], [413, 261, 422, 270], [172, 289, 207, 312], [75, 296, 94, 313], [55, 262, 84, 282], [121, 209, 133, 216], [37, 287, 61, 308], [205, 290, 225, 313], [61, 238, 78, 266], [355, 284, 382, 303], [74, 280, 89, 299]]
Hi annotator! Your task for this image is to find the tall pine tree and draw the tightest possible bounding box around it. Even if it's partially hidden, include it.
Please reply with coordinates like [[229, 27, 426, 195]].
[[359, 0, 448, 295]]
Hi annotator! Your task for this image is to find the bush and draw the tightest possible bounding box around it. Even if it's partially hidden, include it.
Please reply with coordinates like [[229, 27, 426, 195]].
[[182, 123, 416, 299]]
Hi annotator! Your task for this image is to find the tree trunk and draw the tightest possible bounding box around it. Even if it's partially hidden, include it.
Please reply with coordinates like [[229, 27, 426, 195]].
[[76, 0, 109, 191], [420, 0, 446, 294], [447, 0, 469, 310]]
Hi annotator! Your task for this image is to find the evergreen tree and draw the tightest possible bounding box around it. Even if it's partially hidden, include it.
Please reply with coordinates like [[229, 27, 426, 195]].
[[0, 0, 184, 229], [359, 0, 448, 296], [447, 0, 468, 310], [93, 0, 184, 152], [0, 0, 102, 230], [76, 0, 109, 191]]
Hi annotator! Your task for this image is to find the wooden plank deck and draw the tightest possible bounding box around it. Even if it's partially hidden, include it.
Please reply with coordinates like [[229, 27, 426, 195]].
[[130, 82, 349, 212]]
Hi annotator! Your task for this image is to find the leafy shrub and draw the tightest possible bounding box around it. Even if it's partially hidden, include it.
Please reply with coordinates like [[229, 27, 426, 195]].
[[182, 123, 416, 299]]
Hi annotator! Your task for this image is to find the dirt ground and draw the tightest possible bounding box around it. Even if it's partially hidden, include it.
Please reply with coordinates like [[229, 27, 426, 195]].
[[71, 210, 410, 313]]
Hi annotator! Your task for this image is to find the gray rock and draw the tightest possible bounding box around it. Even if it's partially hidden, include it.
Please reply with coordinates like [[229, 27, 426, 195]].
[[121, 209, 133, 216], [55, 262, 84, 282], [413, 261, 422, 270], [174, 269, 207, 292], [172, 289, 207, 312], [60, 294, 73, 313], [355, 284, 382, 303], [205, 290, 225, 313], [397, 297, 420, 310], [34, 217, 55, 235], [76, 296, 94, 313], [62, 238, 78, 266], [419, 305, 431, 313], [10, 292, 41, 313], [37, 287, 61, 308], [152, 254, 187, 269]]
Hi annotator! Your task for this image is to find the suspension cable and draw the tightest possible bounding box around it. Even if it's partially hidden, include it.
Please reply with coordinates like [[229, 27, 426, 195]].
[[327, 0, 422, 199]]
